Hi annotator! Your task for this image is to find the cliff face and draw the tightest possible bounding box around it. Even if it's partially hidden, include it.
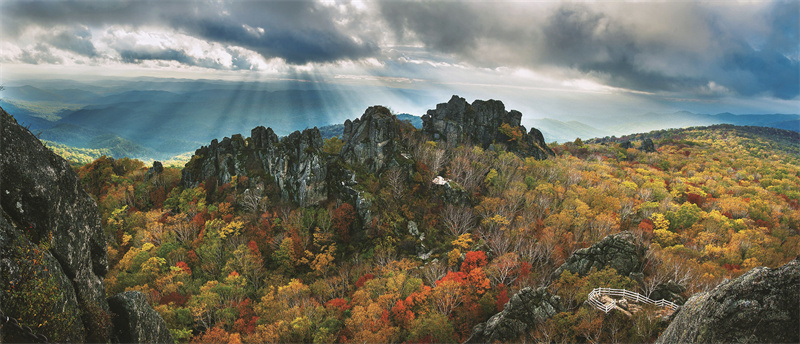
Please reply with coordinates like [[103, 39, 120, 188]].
[[180, 96, 553, 209], [1, 108, 110, 342], [422, 95, 554, 159], [341, 105, 403, 173], [181, 127, 328, 206], [656, 258, 799, 344], [0, 108, 173, 343]]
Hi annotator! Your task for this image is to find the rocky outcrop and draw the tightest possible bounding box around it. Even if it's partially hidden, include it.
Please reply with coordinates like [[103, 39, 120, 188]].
[[650, 280, 687, 305], [1, 108, 110, 342], [181, 127, 328, 206], [554, 231, 646, 278], [466, 287, 563, 343], [108, 291, 175, 344], [656, 258, 799, 344], [422, 95, 554, 159], [341, 106, 403, 173], [432, 179, 470, 206], [0, 107, 171, 342]]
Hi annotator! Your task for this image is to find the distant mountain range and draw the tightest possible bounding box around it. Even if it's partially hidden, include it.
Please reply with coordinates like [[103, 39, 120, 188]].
[[532, 111, 799, 143], [1, 83, 797, 161]]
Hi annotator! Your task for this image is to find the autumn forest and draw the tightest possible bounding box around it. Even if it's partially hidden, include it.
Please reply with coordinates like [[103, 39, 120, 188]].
[[48, 122, 796, 343]]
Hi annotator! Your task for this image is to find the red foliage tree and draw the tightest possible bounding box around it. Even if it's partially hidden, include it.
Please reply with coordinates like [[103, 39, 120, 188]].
[[333, 203, 356, 242], [355, 273, 375, 288], [460, 251, 488, 274]]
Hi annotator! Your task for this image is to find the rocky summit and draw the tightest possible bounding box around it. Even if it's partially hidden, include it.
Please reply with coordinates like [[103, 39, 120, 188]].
[[0, 107, 173, 343], [181, 96, 553, 209], [656, 257, 800, 344], [181, 126, 328, 207], [553, 231, 647, 278], [341, 105, 405, 173], [422, 95, 554, 159]]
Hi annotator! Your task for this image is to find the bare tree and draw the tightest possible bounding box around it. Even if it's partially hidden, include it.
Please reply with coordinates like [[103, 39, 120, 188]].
[[448, 147, 489, 193], [486, 253, 520, 287], [480, 227, 514, 256], [422, 259, 449, 286], [433, 281, 462, 316], [240, 186, 264, 215], [384, 167, 405, 200], [441, 204, 475, 237]]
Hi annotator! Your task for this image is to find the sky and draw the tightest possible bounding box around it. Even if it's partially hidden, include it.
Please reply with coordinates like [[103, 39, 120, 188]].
[[1, 0, 798, 122]]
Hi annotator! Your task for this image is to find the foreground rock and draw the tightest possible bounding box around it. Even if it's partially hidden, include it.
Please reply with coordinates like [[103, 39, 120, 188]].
[[1, 107, 111, 342], [0, 107, 171, 342], [656, 258, 799, 344], [466, 287, 563, 343], [108, 291, 175, 344], [553, 231, 646, 278], [422, 95, 554, 159]]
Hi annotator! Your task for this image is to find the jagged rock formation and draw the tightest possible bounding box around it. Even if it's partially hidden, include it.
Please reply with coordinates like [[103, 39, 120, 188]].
[[181, 127, 328, 206], [422, 95, 554, 159], [656, 258, 799, 344], [341, 106, 404, 173], [0, 108, 173, 343], [466, 287, 563, 343], [640, 138, 657, 153], [553, 231, 646, 278], [181, 96, 552, 208], [108, 291, 174, 343]]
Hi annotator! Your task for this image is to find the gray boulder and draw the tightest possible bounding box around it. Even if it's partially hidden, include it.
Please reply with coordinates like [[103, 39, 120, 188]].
[[433, 179, 471, 206], [656, 258, 799, 344], [465, 287, 562, 343], [108, 291, 175, 344], [650, 280, 687, 305], [554, 231, 646, 278]]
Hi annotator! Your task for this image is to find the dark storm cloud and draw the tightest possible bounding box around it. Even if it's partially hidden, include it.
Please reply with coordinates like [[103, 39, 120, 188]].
[[1, 0, 378, 65], [379, 1, 799, 100], [0, 1, 163, 34], [176, 15, 376, 65], [119, 48, 194, 65], [47, 27, 98, 57], [380, 2, 484, 55]]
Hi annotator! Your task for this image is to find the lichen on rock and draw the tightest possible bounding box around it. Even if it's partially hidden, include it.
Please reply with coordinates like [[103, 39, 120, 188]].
[[553, 231, 647, 278], [465, 287, 563, 343], [656, 258, 799, 344], [108, 291, 175, 344]]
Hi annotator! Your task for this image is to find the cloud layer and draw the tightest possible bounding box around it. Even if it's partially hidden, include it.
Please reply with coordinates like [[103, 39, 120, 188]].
[[1, 0, 797, 100]]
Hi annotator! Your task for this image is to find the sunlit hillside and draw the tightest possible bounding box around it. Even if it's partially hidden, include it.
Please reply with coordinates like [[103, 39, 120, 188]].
[[74, 123, 799, 342]]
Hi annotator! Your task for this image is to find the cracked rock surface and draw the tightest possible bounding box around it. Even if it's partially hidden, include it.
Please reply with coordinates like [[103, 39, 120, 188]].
[[656, 258, 799, 344]]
